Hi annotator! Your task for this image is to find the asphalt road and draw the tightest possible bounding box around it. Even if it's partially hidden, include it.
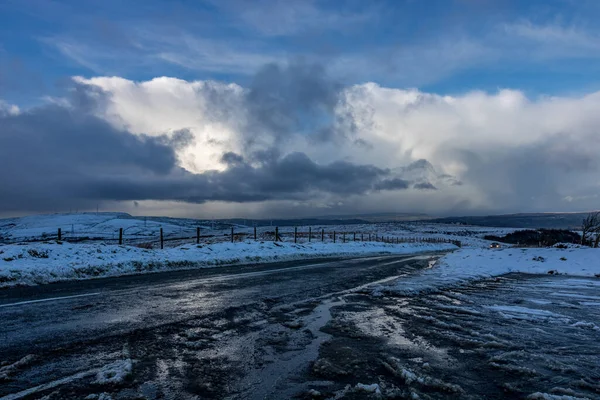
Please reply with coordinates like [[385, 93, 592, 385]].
[[0, 253, 439, 399]]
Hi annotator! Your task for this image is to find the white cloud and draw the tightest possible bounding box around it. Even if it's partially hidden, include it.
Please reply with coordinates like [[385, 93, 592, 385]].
[[151, 35, 283, 74], [75, 76, 600, 215], [0, 100, 19, 115], [505, 21, 600, 48], [211, 0, 374, 37], [74, 76, 246, 173], [331, 36, 495, 86], [501, 21, 600, 60]]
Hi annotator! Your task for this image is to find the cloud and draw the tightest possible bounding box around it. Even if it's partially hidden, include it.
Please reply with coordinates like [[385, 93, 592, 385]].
[[151, 35, 283, 74], [33, 0, 600, 88], [501, 21, 600, 60], [0, 100, 19, 116], [211, 0, 374, 37], [413, 182, 437, 190], [374, 178, 410, 191], [67, 69, 600, 217], [74, 62, 357, 170], [0, 76, 422, 215], [5, 57, 600, 217]]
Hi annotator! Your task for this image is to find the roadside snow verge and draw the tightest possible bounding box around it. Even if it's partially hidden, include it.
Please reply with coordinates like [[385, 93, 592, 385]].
[[381, 247, 600, 295], [0, 241, 455, 288]]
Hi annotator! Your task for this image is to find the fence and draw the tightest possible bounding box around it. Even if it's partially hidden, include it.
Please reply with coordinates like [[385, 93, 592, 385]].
[[0, 226, 461, 249]]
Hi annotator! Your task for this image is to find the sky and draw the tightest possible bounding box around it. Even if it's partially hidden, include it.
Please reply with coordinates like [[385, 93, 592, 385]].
[[1, 0, 600, 219]]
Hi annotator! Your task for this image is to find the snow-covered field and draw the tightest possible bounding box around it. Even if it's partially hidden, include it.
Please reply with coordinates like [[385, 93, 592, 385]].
[[380, 246, 600, 295], [0, 213, 214, 244], [4, 212, 597, 290], [0, 240, 456, 288], [0, 212, 515, 247]]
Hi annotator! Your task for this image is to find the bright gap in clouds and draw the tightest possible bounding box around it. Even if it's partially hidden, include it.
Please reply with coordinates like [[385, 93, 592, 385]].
[[1, 62, 600, 218]]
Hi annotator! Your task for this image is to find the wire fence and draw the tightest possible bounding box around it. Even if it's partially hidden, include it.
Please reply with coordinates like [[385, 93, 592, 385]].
[[0, 226, 462, 249]]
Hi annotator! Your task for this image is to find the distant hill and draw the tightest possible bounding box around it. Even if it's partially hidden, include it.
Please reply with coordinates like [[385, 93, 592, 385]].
[[219, 213, 433, 227], [216, 218, 371, 227], [429, 213, 589, 229], [311, 212, 433, 223]]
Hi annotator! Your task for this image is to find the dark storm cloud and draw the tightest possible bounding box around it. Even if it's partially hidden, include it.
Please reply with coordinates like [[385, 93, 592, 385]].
[[453, 134, 600, 211], [0, 101, 178, 211], [243, 61, 351, 147], [76, 152, 403, 204], [0, 87, 418, 213], [413, 182, 437, 190], [374, 178, 410, 191]]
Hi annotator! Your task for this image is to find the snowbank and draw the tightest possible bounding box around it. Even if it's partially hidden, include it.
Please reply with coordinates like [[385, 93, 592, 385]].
[[382, 247, 600, 295], [0, 241, 456, 288]]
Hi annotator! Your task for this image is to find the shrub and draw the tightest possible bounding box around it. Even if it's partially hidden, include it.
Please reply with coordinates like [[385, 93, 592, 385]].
[[484, 229, 581, 247], [134, 242, 153, 250], [27, 249, 49, 258]]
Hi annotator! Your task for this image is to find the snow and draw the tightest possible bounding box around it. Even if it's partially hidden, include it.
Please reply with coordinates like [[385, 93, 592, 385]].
[[94, 359, 132, 385], [399, 368, 424, 384], [4, 212, 595, 290], [486, 305, 561, 318], [0, 354, 35, 381], [0, 212, 212, 244], [355, 383, 381, 394], [383, 247, 600, 295], [527, 393, 588, 400], [85, 394, 113, 400], [1, 212, 516, 248], [0, 240, 456, 288], [570, 321, 600, 331]]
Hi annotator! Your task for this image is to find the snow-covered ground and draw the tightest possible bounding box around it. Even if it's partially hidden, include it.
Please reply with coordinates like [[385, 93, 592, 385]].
[[380, 247, 600, 295], [5, 212, 595, 291], [0, 212, 515, 248], [0, 240, 456, 288], [0, 213, 215, 244]]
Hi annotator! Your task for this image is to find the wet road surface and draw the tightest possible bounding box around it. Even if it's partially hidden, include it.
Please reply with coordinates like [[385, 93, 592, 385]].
[[0, 254, 437, 399], [1, 254, 598, 400]]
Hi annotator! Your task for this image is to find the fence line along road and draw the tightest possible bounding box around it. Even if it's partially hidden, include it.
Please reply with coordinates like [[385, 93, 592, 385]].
[[0, 226, 462, 249]]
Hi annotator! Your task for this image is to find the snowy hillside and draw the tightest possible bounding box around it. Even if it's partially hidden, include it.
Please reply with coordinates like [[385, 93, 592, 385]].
[[0, 213, 213, 243], [0, 212, 517, 248]]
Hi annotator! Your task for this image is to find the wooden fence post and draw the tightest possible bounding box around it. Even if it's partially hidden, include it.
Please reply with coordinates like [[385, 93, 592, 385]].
[[254, 226, 257, 241], [294, 227, 297, 243], [57, 228, 62, 241], [343, 232, 346, 243], [231, 226, 234, 243], [196, 227, 200, 244], [361, 233, 364, 241], [353, 232, 356, 241], [275, 227, 279, 242], [160, 228, 164, 249], [333, 231, 336, 243], [309, 227, 312, 242], [119, 228, 123, 245], [321, 229, 324, 242]]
